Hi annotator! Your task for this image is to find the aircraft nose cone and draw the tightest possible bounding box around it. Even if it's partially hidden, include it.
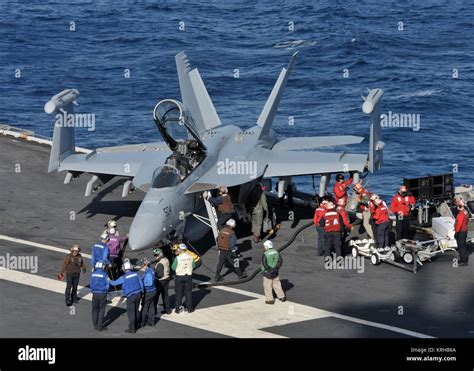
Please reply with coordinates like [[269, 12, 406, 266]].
[[128, 215, 162, 251]]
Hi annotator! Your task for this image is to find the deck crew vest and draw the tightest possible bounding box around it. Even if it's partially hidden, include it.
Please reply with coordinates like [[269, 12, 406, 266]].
[[175, 253, 193, 276], [324, 210, 342, 233], [122, 271, 142, 297], [217, 194, 234, 213], [90, 270, 108, 293], [156, 258, 170, 280], [217, 227, 233, 251]]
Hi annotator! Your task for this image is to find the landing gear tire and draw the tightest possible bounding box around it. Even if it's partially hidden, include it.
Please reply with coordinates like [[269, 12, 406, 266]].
[[403, 253, 414, 264], [371, 254, 380, 265], [388, 252, 395, 262], [352, 247, 359, 257]]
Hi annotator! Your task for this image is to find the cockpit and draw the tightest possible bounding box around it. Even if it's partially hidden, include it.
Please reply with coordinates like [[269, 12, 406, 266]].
[[151, 165, 181, 189], [153, 99, 206, 181]]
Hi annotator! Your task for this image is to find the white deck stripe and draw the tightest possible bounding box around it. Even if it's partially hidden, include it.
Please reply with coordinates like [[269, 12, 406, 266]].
[[0, 235, 435, 338], [0, 235, 92, 259]]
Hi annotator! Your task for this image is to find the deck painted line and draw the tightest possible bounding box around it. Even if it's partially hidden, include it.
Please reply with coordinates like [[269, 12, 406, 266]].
[[0, 235, 436, 338], [0, 235, 92, 259], [202, 284, 435, 338], [0, 268, 284, 338], [330, 313, 434, 339], [0, 268, 124, 307], [163, 298, 331, 338]]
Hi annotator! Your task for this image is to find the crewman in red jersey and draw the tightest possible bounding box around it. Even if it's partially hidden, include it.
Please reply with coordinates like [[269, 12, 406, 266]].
[[372, 198, 390, 249], [337, 198, 352, 248], [353, 182, 374, 239], [333, 174, 353, 203], [455, 200, 470, 266], [313, 200, 328, 256], [390, 185, 416, 240], [322, 201, 352, 257]]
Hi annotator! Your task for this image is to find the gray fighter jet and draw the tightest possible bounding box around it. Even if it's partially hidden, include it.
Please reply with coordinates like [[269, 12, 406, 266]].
[[44, 52, 384, 251]]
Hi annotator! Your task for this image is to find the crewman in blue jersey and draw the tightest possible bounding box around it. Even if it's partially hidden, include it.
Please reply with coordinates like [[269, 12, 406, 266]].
[[109, 260, 144, 333], [90, 261, 110, 332], [140, 258, 157, 327], [91, 232, 110, 269]]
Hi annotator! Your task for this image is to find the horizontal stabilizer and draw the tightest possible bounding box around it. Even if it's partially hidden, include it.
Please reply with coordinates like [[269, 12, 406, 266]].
[[272, 135, 364, 151]]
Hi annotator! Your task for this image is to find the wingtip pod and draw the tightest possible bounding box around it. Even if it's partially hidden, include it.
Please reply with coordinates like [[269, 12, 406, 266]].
[[363, 88, 384, 173], [46, 89, 79, 172], [44, 89, 80, 114], [361, 88, 383, 114]]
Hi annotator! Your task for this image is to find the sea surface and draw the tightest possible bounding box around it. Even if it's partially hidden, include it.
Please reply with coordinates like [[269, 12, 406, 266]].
[[1, 0, 473, 199]]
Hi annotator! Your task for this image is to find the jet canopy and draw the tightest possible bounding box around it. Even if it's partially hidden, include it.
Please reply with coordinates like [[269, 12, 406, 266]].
[[152, 99, 207, 181], [153, 99, 205, 151], [151, 165, 181, 189]]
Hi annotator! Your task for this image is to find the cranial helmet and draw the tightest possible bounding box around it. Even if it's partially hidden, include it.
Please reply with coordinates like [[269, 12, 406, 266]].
[[263, 240, 273, 250], [226, 218, 236, 227]]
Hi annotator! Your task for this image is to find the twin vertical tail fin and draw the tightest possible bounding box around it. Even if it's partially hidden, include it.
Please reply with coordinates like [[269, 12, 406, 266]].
[[257, 52, 298, 140], [44, 89, 80, 172], [362, 88, 384, 173], [175, 52, 221, 135]]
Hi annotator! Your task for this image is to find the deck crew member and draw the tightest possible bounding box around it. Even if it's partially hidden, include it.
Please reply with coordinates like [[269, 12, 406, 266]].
[[390, 185, 416, 240], [249, 182, 269, 243], [333, 173, 353, 202], [322, 202, 352, 257], [91, 232, 110, 269], [313, 200, 328, 256], [153, 247, 172, 314], [215, 219, 248, 282], [455, 200, 470, 266], [353, 183, 374, 239], [90, 261, 109, 332], [106, 230, 127, 279], [373, 198, 390, 249], [140, 258, 157, 327], [59, 244, 86, 306], [172, 243, 195, 314], [206, 186, 235, 226], [109, 261, 144, 333], [337, 198, 352, 248], [103, 219, 119, 236], [261, 241, 286, 304], [171, 242, 202, 270], [369, 194, 380, 243]]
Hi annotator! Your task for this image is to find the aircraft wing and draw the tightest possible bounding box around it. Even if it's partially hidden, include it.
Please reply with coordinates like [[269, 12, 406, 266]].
[[263, 150, 368, 178], [272, 135, 364, 151], [95, 141, 170, 154], [59, 150, 170, 178], [58, 147, 172, 195]]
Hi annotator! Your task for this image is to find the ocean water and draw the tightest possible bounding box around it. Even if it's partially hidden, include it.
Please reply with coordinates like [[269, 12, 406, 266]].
[[1, 0, 473, 199]]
